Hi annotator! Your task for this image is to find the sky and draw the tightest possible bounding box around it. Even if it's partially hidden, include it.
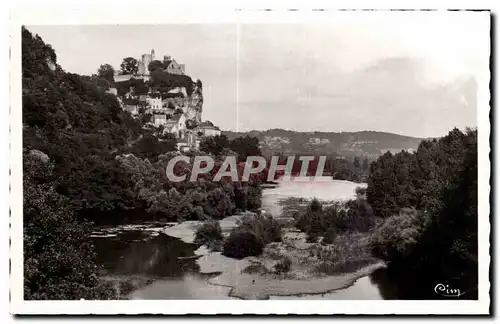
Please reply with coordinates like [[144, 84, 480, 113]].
[[27, 14, 488, 138]]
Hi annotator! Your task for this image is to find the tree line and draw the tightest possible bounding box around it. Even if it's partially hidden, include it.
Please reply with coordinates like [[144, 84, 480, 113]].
[[367, 128, 477, 298], [282, 127, 477, 298]]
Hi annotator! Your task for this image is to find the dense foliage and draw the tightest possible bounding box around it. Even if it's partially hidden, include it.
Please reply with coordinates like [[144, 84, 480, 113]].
[[120, 57, 138, 75], [229, 136, 262, 161], [194, 221, 223, 251], [97, 64, 115, 83], [22, 27, 265, 299], [115, 78, 149, 97], [328, 156, 371, 182], [148, 60, 165, 73], [200, 134, 230, 156], [367, 128, 478, 298], [222, 231, 264, 259], [23, 153, 115, 300], [221, 213, 283, 259], [294, 197, 376, 243], [149, 71, 194, 96]]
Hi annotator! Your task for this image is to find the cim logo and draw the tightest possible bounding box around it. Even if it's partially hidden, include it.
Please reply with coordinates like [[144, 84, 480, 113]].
[[434, 283, 466, 298]]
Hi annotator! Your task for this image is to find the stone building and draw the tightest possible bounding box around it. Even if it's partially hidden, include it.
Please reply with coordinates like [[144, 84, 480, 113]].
[[196, 121, 221, 137], [163, 114, 187, 139], [153, 114, 167, 127], [146, 97, 162, 110], [140, 49, 155, 75], [165, 59, 185, 75]]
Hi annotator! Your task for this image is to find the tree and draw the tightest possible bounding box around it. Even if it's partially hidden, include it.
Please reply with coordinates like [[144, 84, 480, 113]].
[[149, 70, 194, 96], [97, 64, 115, 83], [129, 78, 149, 96], [120, 57, 138, 75], [230, 136, 261, 161], [353, 156, 361, 170], [24, 154, 115, 300], [200, 134, 230, 156], [129, 133, 177, 161], [185, 119, 198, 130], [222, 230, 264, 259], [366, 128, 478, 298], [148, 60, 164, 73], [362, 158, 370, 172]]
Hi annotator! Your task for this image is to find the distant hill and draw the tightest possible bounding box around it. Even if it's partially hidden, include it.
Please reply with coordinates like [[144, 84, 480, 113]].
[[223, 129, 425, 158]]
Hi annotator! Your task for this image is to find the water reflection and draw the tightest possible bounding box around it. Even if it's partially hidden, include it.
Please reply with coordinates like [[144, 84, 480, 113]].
[[93, 231, 201, 278]]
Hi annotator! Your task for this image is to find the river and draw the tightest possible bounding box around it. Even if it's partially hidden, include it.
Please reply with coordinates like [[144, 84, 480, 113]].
[[91, 177, 398, 299]]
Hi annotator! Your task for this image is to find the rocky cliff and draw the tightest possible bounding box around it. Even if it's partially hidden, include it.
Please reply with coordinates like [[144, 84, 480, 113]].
[[184, 82, 203, 124]]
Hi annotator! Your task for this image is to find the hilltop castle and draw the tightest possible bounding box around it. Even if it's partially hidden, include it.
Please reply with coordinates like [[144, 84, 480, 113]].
[[109, 49, 220, 152], [115, 48, 185, 82], [137, 49, 186, 76]]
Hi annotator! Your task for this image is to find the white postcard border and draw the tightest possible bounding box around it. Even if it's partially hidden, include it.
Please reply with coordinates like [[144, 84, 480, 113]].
[[9, 6, 491, 315]]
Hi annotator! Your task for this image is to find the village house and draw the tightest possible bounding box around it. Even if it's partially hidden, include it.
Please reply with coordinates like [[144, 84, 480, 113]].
[[124, 105, 139, 116], [163, 114, 187, 139], [165, 59, 185, 75], [147, 97, 162, 110], [153, 114, 167, 127], [106, 87, 118, 96], [196, 121, 221, 137]]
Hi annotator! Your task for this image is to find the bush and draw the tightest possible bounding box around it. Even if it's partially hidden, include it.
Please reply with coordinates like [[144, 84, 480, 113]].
[[294, 198, 323, 233], [306, 233, 318, 243], [273, 257, 292, 274], [236, 213, 282, 244], [321, 228, 336, 245], [341, 198, 377, 232], [369, 208, 424, 261], [355, 186, 367, 198], [222, 230, 264, 259], [295, 197, 377, 239], [313, 233, 376, 275], [194, 221, 223, 248]]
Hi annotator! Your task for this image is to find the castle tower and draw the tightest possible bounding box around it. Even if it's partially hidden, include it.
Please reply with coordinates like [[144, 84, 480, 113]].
[[151, 49, 155, 61]]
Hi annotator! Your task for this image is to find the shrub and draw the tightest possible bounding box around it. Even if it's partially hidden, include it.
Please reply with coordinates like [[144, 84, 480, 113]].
[[306, 232, 319, 243], [355, 186, 367, 198], [369, 208, 424, 261], [341, 198, 377, 232], [273, 257, 292, 274], [236, 213, 282, 244], [313, 233, 376, 275], [242, 262, 269, 275], [295, 197, 377, 239], [295, 198, 324, 233], [321, 228, 336, 245], [222, 230, 264, 259], [194, 221, 223, 248]]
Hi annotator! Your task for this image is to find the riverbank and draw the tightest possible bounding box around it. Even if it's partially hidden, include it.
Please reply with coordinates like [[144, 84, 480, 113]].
[[163, 207, 385, 300], [91, 178, 385, 300]]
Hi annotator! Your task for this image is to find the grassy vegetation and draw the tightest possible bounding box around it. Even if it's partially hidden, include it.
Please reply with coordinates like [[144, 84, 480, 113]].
[[273, 256, 292, 274], [194, 221, 223, 251], [312, 232, 378, 275], [277, 193, 382, 275], [221, 213, 283, 259]]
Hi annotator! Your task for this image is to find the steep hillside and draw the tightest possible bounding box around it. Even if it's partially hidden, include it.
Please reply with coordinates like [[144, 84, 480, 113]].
[[22, 27, 181, 217], [223, 129, 424, 158]]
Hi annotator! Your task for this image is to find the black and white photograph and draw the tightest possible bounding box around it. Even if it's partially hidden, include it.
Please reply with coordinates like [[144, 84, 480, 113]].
[[9, 6, 491, 315]]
